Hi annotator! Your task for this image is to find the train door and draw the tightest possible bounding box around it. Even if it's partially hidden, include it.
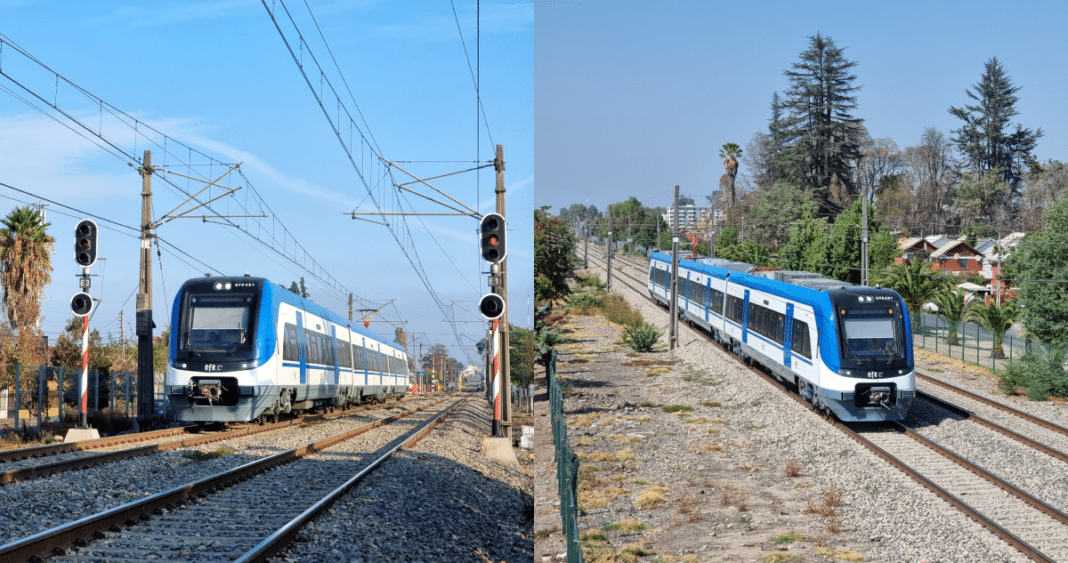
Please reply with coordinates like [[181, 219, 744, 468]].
[[741, 289, 751, 344], [296, 311, 307, 385], [330, 325, 340, 386], [784, 304, 794, 369]]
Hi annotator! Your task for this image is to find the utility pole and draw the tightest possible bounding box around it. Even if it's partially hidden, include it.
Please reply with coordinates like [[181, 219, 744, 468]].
[[606, 206, 613, 291], [348, 294, 353, 322], [494, 144, 511, 440], [583, 223, 588, 269], [136, 150, 155, 431], [861, 183, 869, 286], [669, 186, 680, 350]]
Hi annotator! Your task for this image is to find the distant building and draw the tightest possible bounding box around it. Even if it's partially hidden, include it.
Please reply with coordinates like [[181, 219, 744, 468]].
[[662, 204, 705, 231], [929, 238, 984, 275], [896, 237, 939, 265]]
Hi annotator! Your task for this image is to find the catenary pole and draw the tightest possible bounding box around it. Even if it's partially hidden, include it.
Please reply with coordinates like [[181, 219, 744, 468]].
[[136, 150, 155, 431], [669, 186, 680, 350]]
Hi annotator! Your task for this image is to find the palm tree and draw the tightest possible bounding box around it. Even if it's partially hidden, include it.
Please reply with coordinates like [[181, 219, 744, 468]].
[[878, 260, 947, 332], [966, 299, 1020, 358], [932, 288, 967, 345], [718, 142, 743, 208], [0, 206, 55, 332]]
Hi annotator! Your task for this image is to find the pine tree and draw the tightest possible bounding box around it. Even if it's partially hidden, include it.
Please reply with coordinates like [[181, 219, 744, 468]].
[[777, 33, 864, 217], [949, 57, 1042, 198]]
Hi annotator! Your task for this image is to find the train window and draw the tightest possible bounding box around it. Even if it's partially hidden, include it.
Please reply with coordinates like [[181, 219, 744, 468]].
[[283, 324, 298, 361], [773, 314, 785, 345], [726, 296, 742, 323], [792, 319, 811, 359], [324, 336, 335, 366], [339, 341, 352, 368], [368, 349, 379, 372], [304, 331, 318, 364], [353, 345, 366, 370], [709, 288, 724, 315]]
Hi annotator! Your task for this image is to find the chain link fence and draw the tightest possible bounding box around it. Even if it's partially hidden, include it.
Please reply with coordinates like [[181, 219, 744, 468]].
[[549, 348, 583, 563], [913, 312, 1047, 373]]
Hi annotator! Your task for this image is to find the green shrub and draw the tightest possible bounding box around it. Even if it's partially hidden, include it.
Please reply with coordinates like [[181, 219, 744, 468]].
[[569, 292, 604, 314], [603, 293, 643, 327], [998, 345, 1068, 400], [623, 322, 662, 352], [576, 273, 606, 290]]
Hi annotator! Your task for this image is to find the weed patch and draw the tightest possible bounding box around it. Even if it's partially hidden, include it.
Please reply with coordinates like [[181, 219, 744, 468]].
[[661, 404, 693, 413], [181, 446, 236, 463], [634, 485, 670, 509]]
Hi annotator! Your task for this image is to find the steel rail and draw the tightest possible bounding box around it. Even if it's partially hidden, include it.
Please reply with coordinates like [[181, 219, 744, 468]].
[[234, 395, 469, 563], [0, 396, 449, 562], [918, 371, 1068, 435], [0, 396, 423, 485]]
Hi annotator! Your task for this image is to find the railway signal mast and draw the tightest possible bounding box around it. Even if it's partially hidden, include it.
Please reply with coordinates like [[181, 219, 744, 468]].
[[480, 145, 511, 439], [71, 219, 98, 430]]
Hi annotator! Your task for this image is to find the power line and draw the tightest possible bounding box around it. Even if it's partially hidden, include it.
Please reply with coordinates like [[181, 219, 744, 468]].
[[0, 33, 389, 315]]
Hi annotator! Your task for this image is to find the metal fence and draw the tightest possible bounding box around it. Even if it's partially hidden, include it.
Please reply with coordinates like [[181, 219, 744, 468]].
[[549, 348, 583, 563], [913, 312, 1047, 373], [0, 365, 160, 434]]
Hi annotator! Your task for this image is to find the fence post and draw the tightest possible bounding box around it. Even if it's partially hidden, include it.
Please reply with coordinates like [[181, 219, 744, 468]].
[[110, 372, 115, 413], [38, 366, 45, 431], [58, 367, 64, 422], [125, 372, 131, 419], [14, 364, 20, 433]]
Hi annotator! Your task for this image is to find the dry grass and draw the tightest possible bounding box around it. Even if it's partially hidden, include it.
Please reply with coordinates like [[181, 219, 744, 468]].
[[688, 441, 723, 453], [761, 554, 803, 563], [571, 412, 602, 427], [621, 358, 676, 367], [815, 546, 865, 561], [602, 518, 647, 533], [675, 496, 703, 523], [580, 448, 635, 464], [634, 485, 670, 509], [604, 433, 643, 444], [805, 484, 844, 534], [579, 486, 629, 509], [720, 488, 749, 511], [644, 367, 671, 376], [784, 458, 803, 477]]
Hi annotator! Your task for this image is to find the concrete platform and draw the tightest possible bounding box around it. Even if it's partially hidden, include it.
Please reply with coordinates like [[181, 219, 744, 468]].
[[64, 428, 100, 442], [482, 436, 519, 466]]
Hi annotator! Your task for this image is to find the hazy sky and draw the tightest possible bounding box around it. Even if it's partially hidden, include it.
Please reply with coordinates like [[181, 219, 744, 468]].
[[0, 1, 533, 368], [536, 0, 1068, 215]]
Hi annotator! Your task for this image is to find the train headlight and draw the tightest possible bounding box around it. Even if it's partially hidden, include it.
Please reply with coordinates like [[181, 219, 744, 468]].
[[213, 282, 233, 291]]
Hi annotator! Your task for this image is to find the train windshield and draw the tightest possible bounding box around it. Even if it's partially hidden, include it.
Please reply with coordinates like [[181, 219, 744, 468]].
[[837, 306, 909, 371], [176, 291, 258, 361]]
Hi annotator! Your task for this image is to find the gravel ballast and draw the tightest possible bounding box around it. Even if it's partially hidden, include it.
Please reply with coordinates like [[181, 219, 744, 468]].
[[534, 263, 1052, 563]]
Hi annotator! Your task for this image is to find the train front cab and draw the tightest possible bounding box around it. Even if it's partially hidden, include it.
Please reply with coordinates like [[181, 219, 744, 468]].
[[166, 277, 277, 423], [813, 288, 914, 422]]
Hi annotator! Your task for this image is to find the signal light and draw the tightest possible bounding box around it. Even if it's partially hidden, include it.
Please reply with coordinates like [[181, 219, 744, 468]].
[[74, 219, 98, 267], [71, 292, 93, 317], [480, 212, 507, 264], [479, 293, 505, 320]]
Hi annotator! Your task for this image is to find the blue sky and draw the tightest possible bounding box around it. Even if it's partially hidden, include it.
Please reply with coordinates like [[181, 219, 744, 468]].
[[536, 0, 1068, 215], [0, 1, 532, 368]]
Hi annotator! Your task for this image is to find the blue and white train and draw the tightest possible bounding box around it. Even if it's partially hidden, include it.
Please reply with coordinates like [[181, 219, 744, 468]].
[[649, 252, 914, 421], [165, 276, 410, 424]]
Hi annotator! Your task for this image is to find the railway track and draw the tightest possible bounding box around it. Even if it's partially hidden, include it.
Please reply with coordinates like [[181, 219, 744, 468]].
[[0, 396, 426, 486], [583, 245, 1068, 562], [0, 395, 462, 563]]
